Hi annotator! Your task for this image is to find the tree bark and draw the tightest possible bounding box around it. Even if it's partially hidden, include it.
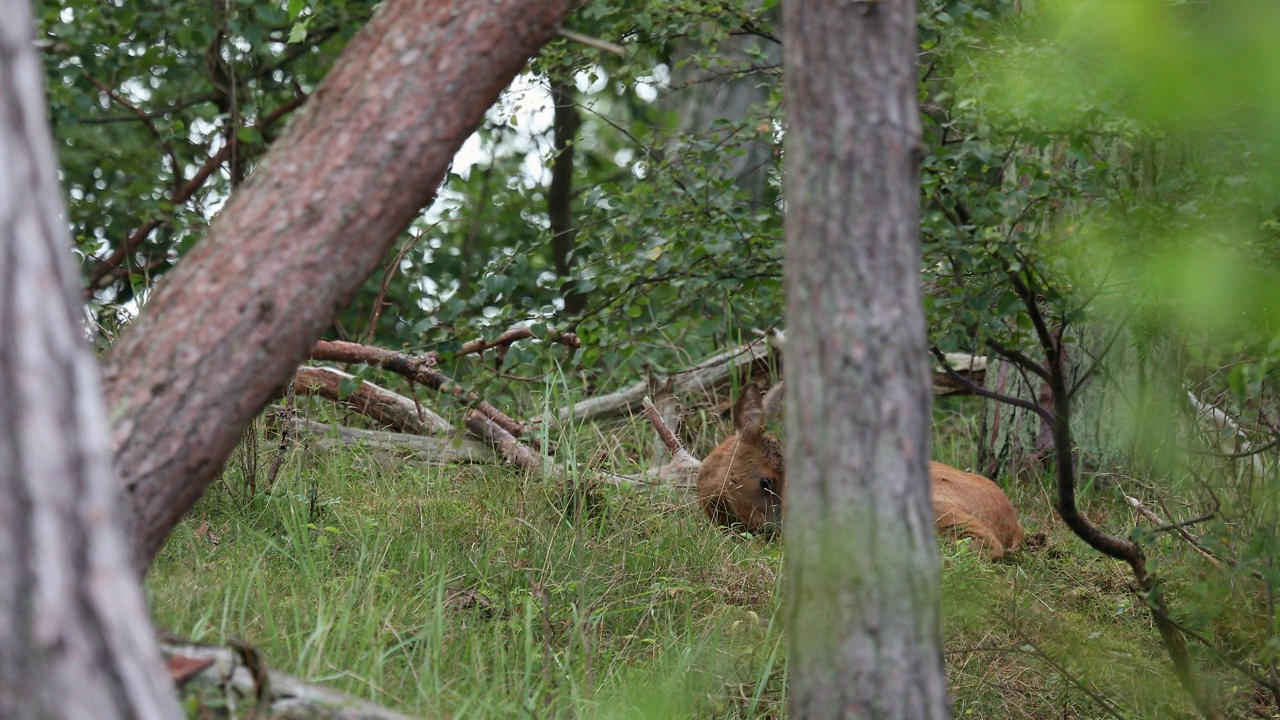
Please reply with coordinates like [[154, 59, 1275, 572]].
[[0, 2, 181, 715], [549, 72, 586, 317], [782, 0, 951, 718], [101, 0, 574, 573]]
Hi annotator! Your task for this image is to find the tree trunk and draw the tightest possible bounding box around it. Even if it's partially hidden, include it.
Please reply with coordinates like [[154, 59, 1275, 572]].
[[101, 0, 574, 573], [661, 0, 781, 205], [0, 2, 181, 715], [782, 0, 951, 718], [549, 71, 586, 317]]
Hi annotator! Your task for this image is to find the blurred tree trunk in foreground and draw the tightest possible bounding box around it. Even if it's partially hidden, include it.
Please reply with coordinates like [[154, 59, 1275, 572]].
[[783, 0, 952, 717], [0, 1, 180, 715]]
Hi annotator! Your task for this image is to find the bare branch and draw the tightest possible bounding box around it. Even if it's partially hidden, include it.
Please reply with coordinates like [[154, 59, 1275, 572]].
[[310, 340, 531, 439], [294, 365, 455, 434], [454, 325, 581, 358], [929, 346, 1054, 425], [556, 27, 626, 56]]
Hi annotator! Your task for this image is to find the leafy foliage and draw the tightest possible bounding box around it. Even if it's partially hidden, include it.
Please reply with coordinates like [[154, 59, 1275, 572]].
[[42, 0, 1280, 714]]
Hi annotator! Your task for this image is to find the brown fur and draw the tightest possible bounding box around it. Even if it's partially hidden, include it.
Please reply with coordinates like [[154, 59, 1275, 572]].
[[696, 385, 785, 535], [696, 384, 1024, 557], [929, 461, 1024, 559]]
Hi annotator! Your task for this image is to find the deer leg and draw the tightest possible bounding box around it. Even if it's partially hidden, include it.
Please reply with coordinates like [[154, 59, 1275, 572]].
[[936, 511, 1006, 560]]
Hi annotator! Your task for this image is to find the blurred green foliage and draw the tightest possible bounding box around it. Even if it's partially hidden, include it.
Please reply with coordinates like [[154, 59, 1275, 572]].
[[38, 0, 1280, 712]]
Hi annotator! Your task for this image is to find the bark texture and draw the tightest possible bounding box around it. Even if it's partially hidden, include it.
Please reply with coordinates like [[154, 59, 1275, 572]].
[[782, 0, 951, 718], [101, 0, 574, 572], [0, 2, 181, 715], [549, 73, 586, 316]]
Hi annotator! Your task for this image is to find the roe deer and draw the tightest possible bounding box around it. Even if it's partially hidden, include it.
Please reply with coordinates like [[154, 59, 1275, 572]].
[[696, 382, 1024, 558], [696, 383, 785, 535], [928, 461, 1023, 559]]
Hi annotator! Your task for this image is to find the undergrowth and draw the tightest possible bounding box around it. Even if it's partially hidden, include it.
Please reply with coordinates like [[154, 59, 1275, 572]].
[[147, 393, 1241, 719]]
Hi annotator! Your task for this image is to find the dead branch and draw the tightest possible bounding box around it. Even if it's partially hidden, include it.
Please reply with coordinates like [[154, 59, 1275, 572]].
[[463, 409, 552, 474], [160, 640, 424, 720], [310, 340, 530, 438], [289, 417, 495, 464], [294, 366, 454, 434], [1186, 390, 1268, 476], [1124, 495, 1224, 570], [559, 338, 776, 423], [454, 325, 581, 359]]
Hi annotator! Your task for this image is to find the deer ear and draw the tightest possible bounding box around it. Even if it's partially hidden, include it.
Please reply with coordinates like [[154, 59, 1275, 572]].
[[734, 384, 765, 436], [761, 381, 784, 421]]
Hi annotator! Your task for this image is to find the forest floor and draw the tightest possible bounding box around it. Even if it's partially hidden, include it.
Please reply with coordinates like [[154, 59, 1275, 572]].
[[148, 395, 1243, 719]]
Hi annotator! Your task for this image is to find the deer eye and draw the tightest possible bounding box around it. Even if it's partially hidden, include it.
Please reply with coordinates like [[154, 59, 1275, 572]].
[[760, 477, 778, 497]]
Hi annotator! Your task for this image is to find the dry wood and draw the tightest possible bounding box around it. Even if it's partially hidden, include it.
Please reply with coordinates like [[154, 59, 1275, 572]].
[[295, 365, 455, 434], [464, 409, 553, 474], [161, 640, 423, 720], [288, 417, 495, 464], [558, 338, 776, 423], [455, 325, 580, 358], [311, 341, 531, 438], [1187, 390, 1268, 476]]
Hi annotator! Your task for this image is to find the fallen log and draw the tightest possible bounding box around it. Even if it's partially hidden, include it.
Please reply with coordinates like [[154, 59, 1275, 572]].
[[161, 640, 424, 720], [289, 417, 495, 464], [310, 340, 531, 439], [294, 366, 455, 435]]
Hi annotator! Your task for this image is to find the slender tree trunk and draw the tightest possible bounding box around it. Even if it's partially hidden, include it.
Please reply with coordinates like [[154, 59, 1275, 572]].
[[783, 0, 951, 718], [101, 0, 574, 573], [0, 2, 181, 715], [549, 72, 586, 317]]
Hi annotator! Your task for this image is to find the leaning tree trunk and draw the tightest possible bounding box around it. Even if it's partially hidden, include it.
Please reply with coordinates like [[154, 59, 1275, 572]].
[[782, 0, 951, 718], [101, 0, 574, 573], [0, 2, 180, 715]]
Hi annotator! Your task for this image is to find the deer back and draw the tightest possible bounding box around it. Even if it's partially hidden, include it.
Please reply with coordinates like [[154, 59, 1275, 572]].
[[696, 384, 785, 534], [929, 461, 1024, 559]]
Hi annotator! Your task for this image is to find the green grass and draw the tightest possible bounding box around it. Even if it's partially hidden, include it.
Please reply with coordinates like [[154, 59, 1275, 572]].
[[148, 398, 1238, 719]]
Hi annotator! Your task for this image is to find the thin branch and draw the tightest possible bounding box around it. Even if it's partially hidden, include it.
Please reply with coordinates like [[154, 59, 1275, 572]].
[[556, 27, 626, 56], [1123, 495, 1223, 570], [83, 73, 182, 198], [1006, 264, 1058, 359], [84, 91, 309, 295], [1191, 437, 1280, 459], [455, 326, 581, 358], [1007, 624, 1128, 720], [984, 337, 1051, 383], [1067, 305, 1136, 402], [931, 345, 1054, 425]]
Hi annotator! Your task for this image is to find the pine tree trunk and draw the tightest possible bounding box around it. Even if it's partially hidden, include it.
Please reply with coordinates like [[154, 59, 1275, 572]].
[[0, 2, 180, 715], [782, 0, 952, 718], [100, 0, 573, 573]]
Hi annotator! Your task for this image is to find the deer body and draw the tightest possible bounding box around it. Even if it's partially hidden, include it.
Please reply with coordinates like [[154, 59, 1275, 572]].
[[929, 461, 1023, 559], [696, 383, 1024, 558]]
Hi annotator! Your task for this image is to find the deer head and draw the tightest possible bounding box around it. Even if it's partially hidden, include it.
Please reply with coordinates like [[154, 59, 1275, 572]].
[[696, 382, 786, 535]]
